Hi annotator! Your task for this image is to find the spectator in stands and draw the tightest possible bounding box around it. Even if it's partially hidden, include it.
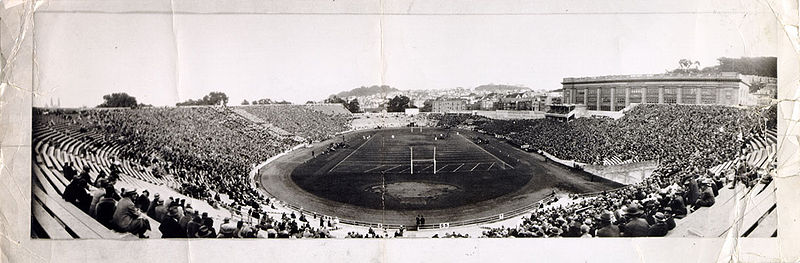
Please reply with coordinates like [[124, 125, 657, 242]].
[[153, 199, 168, 223], [159, 206, 185, 238], [63, 162, 76, 181], [94, 186, 117, 229], [135, 190, 151, 212], [112, 189, 152, 238], [196, 217, 217, 238], [88, 178, 109, 217], [595, 212, 621, 237], [186, 216, 202, 238], [147, 193, 160, 219], [648, 212, 670, 237], [62, 177, 92, 212], [218, 218, 236, 238], [693, 180, 716, 209], [179, 208, 195, 231], [620, 205, 650, 237]]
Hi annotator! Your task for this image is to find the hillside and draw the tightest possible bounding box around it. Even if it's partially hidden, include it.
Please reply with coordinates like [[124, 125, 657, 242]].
[[335, 85, 400, 97], [474, 84, 530, 93]]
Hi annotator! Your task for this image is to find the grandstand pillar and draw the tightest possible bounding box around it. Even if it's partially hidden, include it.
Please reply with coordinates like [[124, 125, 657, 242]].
[[658, 86, 665, 104], [676, 87, 683, 104], [625, 87, 631, 106], [596, 89, 601, 110], [609, 87, 616, 110], [583, 89, 588, 105], [696, 87, 702, 104], [641, 87, 647, 103]]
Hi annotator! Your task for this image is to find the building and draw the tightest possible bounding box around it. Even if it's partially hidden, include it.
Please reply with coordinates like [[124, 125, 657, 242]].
[[404, 108, 420, 115], [432, 99, 467, 113], [561, 72, 761, 112], [498, 92, 551, 112]]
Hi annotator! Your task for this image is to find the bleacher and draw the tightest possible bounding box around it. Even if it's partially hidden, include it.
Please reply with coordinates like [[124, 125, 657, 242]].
[[31, 122, 164, 238], [667, 128, 778, 237]]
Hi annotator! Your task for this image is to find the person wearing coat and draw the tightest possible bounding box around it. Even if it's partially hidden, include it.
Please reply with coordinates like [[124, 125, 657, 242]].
[[159, 205, 186, 238], [647, 212, 670, 237], [594, 212, 621, 237], [112, 189, 151, 238], [684, 176, 700, 206], [94, 186, 118, 229], [620, 205, 651, 237], [694, 181, 716, 209], [62, 178, 92, 212]]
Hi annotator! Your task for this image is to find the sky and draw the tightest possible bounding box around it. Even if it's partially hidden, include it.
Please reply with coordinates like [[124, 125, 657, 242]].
[[33, 6, 778, 107]]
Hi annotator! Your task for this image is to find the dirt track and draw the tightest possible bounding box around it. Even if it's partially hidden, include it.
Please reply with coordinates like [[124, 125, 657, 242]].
[[257, 127, 621, 226]]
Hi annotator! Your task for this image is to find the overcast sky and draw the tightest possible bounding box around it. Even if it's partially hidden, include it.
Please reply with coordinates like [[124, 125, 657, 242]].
[[33, 4, 778, 107]]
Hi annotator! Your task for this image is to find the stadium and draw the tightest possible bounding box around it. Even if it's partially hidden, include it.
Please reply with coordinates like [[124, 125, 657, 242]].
[[30, 99, 778, 239]]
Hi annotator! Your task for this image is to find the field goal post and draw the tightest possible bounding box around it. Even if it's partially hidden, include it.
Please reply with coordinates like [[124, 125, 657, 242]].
[[409, 146, 437, 174], [410, 127, 423, 133]]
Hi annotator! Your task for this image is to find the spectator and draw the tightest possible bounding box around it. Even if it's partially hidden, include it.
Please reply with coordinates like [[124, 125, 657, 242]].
[[112, 189, 151, 238], [159, 206, 185, 238], [94, 186, 118, 229], [620, 205, 650, 237]]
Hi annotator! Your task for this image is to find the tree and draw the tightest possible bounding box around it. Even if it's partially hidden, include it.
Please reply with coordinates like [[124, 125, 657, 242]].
[[324, 95, 347, 104], [347, 98, 361, 113], [241, 99, 250, 105], [176, 92, 229, 106], [306, 101, 316, 104], [202, 92, 229, 106], [420, 100, 433, 112], [386, 95, 412, 112], [98, 93, 138, 108]]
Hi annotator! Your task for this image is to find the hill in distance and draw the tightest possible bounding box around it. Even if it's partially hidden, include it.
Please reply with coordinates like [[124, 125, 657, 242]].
[[473, 84, 530, 93], [335, 85, 400, 97]]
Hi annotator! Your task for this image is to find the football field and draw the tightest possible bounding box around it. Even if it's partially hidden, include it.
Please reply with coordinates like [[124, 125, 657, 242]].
[[327, 127, 513, 174]]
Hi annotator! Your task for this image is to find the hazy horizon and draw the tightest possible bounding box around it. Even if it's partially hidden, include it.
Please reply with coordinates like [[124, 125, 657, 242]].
[[33, 4, 778, 107]]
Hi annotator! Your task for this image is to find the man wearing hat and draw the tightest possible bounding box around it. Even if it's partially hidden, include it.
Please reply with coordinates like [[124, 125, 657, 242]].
[[647, 212, 670, 237], [693, 180, 716, 209], [595, 212, 620, 237], [147, 193, 160, 219], [668, 190, 688, 219], [218, 218, 237, 238], [112, 189, 151, 238], [135, 190, 151, 212], [620, 204, 650, 237], [159, 205, 185, 238]]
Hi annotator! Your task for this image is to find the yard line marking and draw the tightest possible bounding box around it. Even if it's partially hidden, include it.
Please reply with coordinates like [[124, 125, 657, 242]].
[[382, 165, 403, 173], [421, 164, 433, 171], [398, 166, 412, 173], [328, 133, 377, 173], [470, 163, 481, 171], [452, 163, 465, 172], [457, 133, 511, 168], [487, 162, 495, 170], [435, 164, 450, 173], [364, 165, 386, 173]]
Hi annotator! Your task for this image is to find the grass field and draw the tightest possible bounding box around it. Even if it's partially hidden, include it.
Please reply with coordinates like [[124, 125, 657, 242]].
[[291, 127, 531, 210], [328, 127, 512, 174]]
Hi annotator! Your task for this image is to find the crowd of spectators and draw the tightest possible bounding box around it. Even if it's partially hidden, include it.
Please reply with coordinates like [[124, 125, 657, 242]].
[[475, 104, 765, 169], [240, 105, 351, 141], [38, 103, 776, 239], [473, 104, 774, 238]]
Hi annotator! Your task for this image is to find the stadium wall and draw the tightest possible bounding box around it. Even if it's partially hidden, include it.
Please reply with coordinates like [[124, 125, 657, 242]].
[[474, 110, 545, 120], [581, 161, 658, 185]]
